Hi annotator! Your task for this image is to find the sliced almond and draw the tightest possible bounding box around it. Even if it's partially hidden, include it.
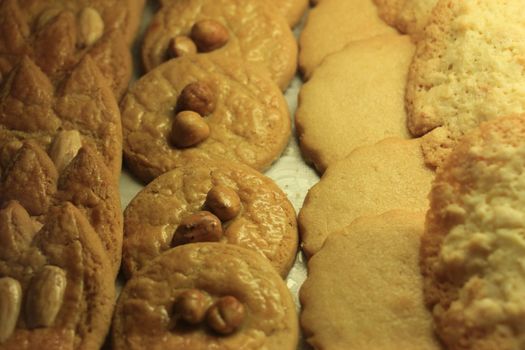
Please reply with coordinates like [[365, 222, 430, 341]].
[[35, 7, 62, 30], [78, 7, 104, 47], [48, 130, 82, 174], [0, 277, 22, 343], [25, 265, 67, 328]]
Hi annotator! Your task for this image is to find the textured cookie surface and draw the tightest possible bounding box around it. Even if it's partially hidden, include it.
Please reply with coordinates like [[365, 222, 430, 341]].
[[0, 0, 137, 97], [275, 0, 309, 27], [298, 137, 434, 256], [123, 160, 298, 278], [0, 55, 122, 179], [421, 115, 525, 349], [142, 0, 297, 90], [0, 202, 114, 349], [113, 243, 298, 350], [0, 140, 123, 275], [374, 0, 437, 37], [301, 210, 441, 350], [296, 34, 414, 173], [406, 0, 525, 167], [121, 55, 290, 183], [298, 0, 396, 79]]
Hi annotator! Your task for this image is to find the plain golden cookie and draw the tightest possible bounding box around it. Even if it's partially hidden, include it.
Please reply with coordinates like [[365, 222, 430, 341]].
[[122, 160, 298, 278], [296, 34, 414, 173], [301, 210, 441, 350], [121, 55, 290, 183], [406, 0, 525, 167], [0, 202, 114, 349], [113, 243, 298, 350], [421, 115, 525, 349], [142, 0, 297, 90], [298, 137, 435, 257], [298, 0, 396, 79]]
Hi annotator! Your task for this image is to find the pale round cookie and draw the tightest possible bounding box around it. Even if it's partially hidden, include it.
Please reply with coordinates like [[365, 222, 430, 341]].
[[298, 137, 435, 257], [121, 55, 291, 183], [0, 201, 114, 349], [142, 0, 297, 90], [421, 115, 525, 349], [301, 210, 441, 350], [406, 0, 525, 167], [122, 160, 298, 278], [374, 0, 437, 38], [299, 0, 396, 79], [296, 34, 414, 173], [113, 243, 299, 350]]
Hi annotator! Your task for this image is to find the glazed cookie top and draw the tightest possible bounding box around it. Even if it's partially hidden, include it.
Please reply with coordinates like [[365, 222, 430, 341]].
[[0, 55, 122, 179], [0, 139, 123, 275], [421, 115, 525, 349], [113, 243, 299, 350], [142, 0, 297, 90], [0, 201, 114, 350], [122, 160, 298, 278], [121, 55, 291, 183], [0, 0, 135, 97]]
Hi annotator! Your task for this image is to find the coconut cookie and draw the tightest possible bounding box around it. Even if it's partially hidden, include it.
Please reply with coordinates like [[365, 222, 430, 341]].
[[0, 138, 123, 276], [113, 243, 298, 350], [301, 211, 441, 350], [298, 0, 396, 79], [296, 34, 414, 173], [420, 115, 525, 349], [0, 0, 136, 97], [142, 0, 297, 90], [122, 160, 297, 278], [406, 0, 525, 168], [121, 55, 290, 183], [374, 0, 437, 38], [298, 137, 434, 257], [0, 201, 114, 349], [0, 55, 122, 180]]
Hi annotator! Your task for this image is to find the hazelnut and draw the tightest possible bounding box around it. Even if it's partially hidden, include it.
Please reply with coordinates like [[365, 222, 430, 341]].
[[168, 35, 197, 58], [190, 19, 229, 52], [170, 111, 210, 148], [173, 289, 210, 325], [177, 81, 216, 116], [206, 296, 245, 335], [172, 211, 222, 246], [205, 185, 241, 221]]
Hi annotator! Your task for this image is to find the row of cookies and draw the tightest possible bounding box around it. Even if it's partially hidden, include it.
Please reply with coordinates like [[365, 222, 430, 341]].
[[297, 0, 525, 349], [0, 0, 144, 347]]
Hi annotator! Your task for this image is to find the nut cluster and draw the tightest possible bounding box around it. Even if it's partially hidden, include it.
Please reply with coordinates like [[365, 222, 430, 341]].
[[172, 290, 245, 335], [167, 19, 229, 59]]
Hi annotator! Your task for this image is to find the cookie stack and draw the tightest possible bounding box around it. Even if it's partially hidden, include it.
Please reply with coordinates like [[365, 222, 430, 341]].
[[297, 0, 525, 349]]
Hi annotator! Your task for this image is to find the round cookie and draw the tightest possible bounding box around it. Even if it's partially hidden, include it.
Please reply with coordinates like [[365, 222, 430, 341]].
[[298, 137, 435, 257], [421, 115, 525, 349], [121, 55, 291, 183], [374, 0, 437, 38], [299, 0, 396, 79], [113, 243, 299, 350], [300, 210, 441, 350], [296, 34, 414, 173], [0, 201, 114, 349], [122, 160, 298, 278], [142, 0, 297, 90]]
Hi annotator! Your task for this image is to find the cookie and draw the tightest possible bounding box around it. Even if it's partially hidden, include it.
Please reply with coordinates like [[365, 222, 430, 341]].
[[405, 0, 525, 167], [0, 138, 123, 276], [298, 0, 396, 79], [0, 0, 135, 97], [300, 210, 441, 350], [121, 55, 291, 183], [296, 34, 414, 173], [374, 0, 437, 37], [141, 0, 297, 90], [0, 201, 114, 349], [0, 55, 122, 180], [122, 160, 298, 278], [298, 137, 435, 257], [420, 115, 525, 349], [113, 243, 299, 350]]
